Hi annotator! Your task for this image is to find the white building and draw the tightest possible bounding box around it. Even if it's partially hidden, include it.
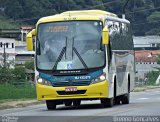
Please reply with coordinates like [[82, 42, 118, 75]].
[[15, 45, 35, 64], [0, 38, 16, 67], [135, 50, 160, 83], [0, 38, 35, 67], [133, 36, 160, 48], [134, 36, 160, 84]]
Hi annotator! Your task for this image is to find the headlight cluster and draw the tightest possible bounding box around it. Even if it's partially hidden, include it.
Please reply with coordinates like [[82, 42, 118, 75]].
[[37, 77, 52, 86], [91, 73, 106, 84]]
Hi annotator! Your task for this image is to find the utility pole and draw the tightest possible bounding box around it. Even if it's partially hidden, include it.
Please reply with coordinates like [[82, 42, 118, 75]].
[[0, 42, 8, 68], [67, 0, 70, 10], [122, 0, 130, 19]]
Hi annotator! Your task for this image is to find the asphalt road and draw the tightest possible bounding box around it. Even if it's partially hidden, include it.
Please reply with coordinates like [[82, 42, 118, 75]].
[[0, 88, 160, 122]]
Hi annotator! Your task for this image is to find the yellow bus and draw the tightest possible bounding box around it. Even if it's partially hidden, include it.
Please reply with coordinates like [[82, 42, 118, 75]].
[[27, 10, 135, 110]]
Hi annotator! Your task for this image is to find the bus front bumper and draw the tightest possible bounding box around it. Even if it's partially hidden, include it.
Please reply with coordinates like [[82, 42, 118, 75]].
[[36, 80, 109, 100]]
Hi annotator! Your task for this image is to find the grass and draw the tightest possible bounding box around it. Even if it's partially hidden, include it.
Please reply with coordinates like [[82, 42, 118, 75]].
[[0, 84, 36, 100]]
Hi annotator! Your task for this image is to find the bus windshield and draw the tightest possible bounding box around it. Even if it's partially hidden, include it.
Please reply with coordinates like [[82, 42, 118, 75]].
[[37, 20, 105, 71]]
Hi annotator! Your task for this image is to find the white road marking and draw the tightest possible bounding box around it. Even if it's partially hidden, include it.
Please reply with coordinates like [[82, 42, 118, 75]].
[[155, 91, 160, 93], [136, 98, 149, 100]]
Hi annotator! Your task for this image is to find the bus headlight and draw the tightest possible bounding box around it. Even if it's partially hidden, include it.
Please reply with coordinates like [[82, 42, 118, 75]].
[[37, 78, 43, 83], [37, 77, 52, 86], [91, 73, 106, 84], [100, 75, 106, 81]]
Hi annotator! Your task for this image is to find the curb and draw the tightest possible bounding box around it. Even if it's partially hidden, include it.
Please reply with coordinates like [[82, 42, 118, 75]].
[[133, 86, 160, 92], [0, 100, 44, 110]]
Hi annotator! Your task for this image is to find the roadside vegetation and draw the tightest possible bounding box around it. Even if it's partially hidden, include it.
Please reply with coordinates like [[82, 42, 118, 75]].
[[146, 71, 160, 85], [0, 61, 36, 101], [136, 54, 160, 86], [0, 84, 36, 100], [0, 15, 20, 29]]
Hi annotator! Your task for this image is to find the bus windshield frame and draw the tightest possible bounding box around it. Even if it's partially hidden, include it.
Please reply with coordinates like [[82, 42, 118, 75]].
[[36, 20, 106, 75]]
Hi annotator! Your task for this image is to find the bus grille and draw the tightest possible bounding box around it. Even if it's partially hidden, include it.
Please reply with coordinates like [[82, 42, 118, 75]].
[[51, 81, 91, 87], [57, 90, 86, 95]]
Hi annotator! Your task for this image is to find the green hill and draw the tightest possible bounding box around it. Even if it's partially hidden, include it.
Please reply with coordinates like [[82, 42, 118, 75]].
[[0, 0, 160, 35], [0, 15, 20, 29]]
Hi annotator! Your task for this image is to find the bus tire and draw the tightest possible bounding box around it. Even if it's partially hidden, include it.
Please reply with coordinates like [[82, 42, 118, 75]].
[[114, 79, 121, 105], [64, 100, 72, 106], [73, 100, 81, 106], [122, 80, 130, 104], [121, 93, 130, 104], [46, 100, 56, 110], [115, 97, 121, 105], [101, 98, 114, 108]]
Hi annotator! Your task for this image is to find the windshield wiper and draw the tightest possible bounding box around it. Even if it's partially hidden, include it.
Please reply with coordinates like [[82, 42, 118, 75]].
[[52, 47, 66, 70], [73, 47, 88, 69], [52, 37, 67, 70], [52, 37, 88, 71], [72, 37, 88, 70]]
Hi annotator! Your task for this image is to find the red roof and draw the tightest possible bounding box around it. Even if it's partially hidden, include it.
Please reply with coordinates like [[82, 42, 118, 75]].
[[21, 26, 33, 30], [135, 50, 160, 62]]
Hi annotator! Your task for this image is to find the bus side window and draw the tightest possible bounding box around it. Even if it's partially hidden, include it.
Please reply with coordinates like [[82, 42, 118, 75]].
[[107, 43, 112, 65], [125, 23, 133, 50], [119, 22, 133, 50], [128, 25, 134, 50], [109, 21, 121, 50]]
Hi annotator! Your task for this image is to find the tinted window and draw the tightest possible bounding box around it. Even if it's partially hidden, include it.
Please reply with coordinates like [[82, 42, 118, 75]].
[[106, 20, 133, 50]]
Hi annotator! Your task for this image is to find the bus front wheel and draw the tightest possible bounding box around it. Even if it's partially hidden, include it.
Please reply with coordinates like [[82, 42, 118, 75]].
[[101, 98, 114, 108], [46, 100, 57, 110], [64, 100, 72, 106], [73, 100, 81, 106]]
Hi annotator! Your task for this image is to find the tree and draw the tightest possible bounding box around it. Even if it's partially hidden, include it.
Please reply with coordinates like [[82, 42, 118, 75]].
[[0, 66, 13, 84], [12, 66, 26, 82], [5, 0, 24, 20], [147, 11, 160, 22], [157, 54, 160, 65], [1, 0, 160, 35], [25, 61, 34, 70], [146, 70, 159, 85]]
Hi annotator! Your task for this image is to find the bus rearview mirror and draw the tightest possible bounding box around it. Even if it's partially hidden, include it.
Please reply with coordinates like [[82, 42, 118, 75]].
[[26, 29, 36, 51], [31, 29, 36, 36], [102, 26, 109, 45]]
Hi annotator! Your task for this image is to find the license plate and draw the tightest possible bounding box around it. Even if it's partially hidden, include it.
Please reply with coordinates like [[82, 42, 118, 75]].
[[65, 87, 77, 92]]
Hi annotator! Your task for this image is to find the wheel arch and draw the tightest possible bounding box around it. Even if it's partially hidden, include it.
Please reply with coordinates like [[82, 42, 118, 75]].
[[113, 74, 117, 97], [127, 73, 131, 92]]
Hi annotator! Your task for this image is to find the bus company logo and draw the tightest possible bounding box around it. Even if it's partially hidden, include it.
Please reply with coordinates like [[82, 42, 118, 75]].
[[75, 76, 91, 80]]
